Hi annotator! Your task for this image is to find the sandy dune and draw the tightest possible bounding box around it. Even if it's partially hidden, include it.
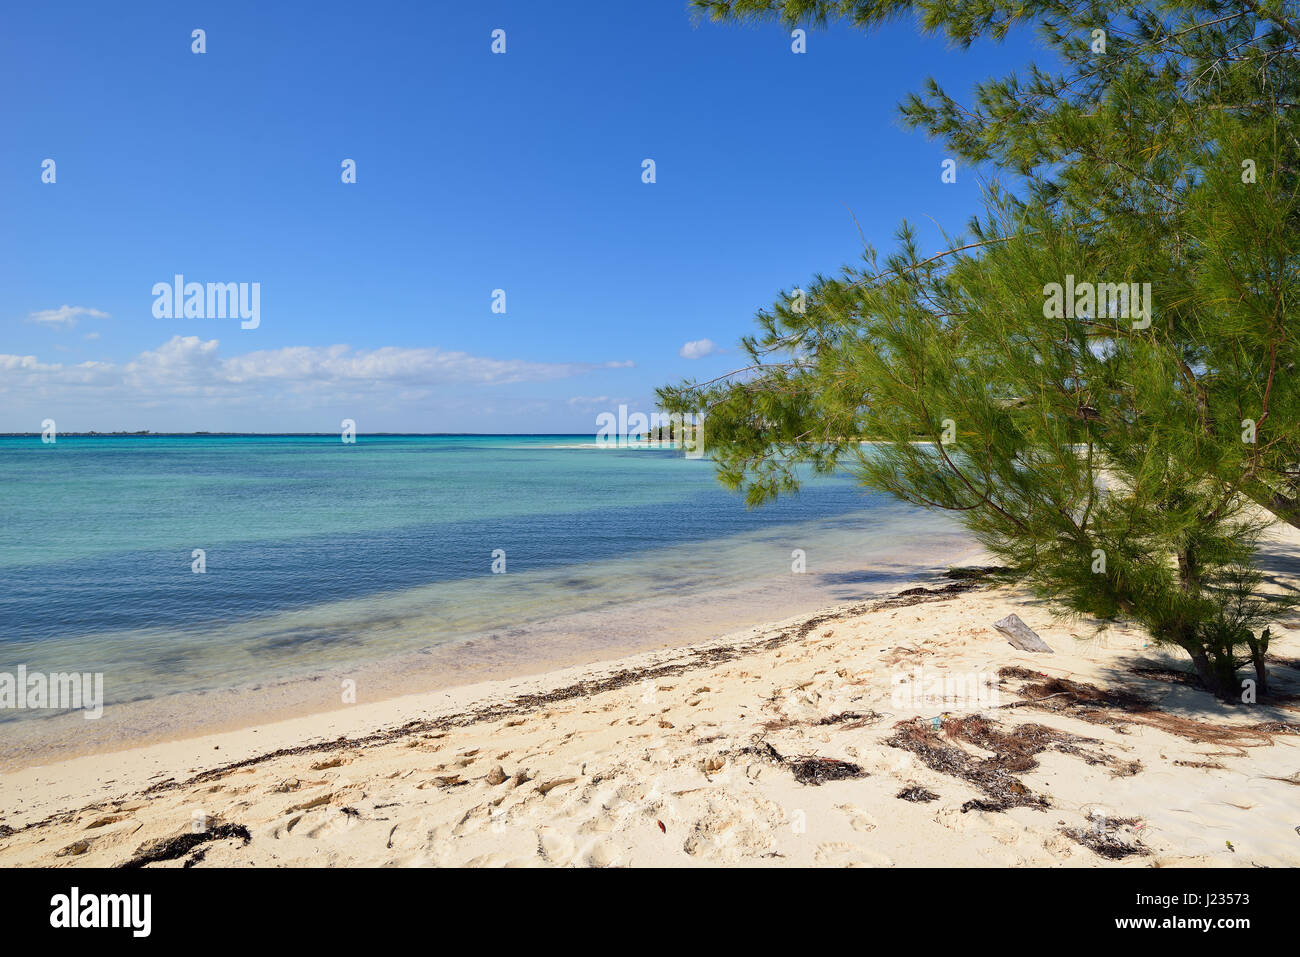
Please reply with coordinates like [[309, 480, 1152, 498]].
[[2, 575, 1299, 868]]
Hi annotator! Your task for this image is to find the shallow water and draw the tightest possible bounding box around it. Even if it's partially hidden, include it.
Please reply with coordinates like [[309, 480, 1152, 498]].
[[0, 435, 974, 756]]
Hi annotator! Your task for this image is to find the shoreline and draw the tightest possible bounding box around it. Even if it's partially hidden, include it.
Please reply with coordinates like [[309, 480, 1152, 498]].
[[0, 538, 983, 772], [3, 567, 1299, 868]]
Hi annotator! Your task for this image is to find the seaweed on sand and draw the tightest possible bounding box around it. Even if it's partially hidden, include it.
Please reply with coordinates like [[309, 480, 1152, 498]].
[[999, 667, 1155, 723], [896, 786, 939, 802], [737, 739, 868, 786], [999, 667, 1300, 752], [121, 822, 252, 869], [816, 710, 883, 729], [887, 714, 1137, 811], [789, 756, 868, 785], [1062, 813, 1149, 860], [887, 716, 1051, 812]]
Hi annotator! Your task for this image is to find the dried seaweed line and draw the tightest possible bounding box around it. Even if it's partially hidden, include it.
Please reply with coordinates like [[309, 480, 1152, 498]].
[[120, 822, 252, 869]]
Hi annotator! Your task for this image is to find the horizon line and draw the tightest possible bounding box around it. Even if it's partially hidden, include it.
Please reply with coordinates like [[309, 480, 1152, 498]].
[[0, 431, 605, 438]]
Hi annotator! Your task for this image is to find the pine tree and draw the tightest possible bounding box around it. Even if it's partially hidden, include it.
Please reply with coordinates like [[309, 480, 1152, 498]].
[[660, 0, 1300, 698]]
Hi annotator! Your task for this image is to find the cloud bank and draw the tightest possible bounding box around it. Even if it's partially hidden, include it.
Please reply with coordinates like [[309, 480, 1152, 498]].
[[1, 336, 629, 392], [0, 336, 637, 430]]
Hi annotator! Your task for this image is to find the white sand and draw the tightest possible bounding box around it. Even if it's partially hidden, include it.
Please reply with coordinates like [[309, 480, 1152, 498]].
[[2, 572, 1299, 868]]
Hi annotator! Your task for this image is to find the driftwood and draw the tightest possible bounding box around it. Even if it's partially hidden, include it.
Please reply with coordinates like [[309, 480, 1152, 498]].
[[993, 614, 1053, 653]]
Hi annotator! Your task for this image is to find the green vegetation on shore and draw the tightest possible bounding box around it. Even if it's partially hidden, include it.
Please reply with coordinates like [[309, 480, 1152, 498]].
[[660, 0, 1300, 699]]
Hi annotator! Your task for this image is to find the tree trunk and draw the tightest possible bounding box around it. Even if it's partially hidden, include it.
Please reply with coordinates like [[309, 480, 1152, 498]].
[[1188, 648, 1240, 701], [1189, 650, 1220, 696], [1244, 636, 1270, 699], [1242, 481, 1300, 532], [1253, 653, 1269, 699], [1214, 653, 1240, 702], [1177, 546, 1200, 592]]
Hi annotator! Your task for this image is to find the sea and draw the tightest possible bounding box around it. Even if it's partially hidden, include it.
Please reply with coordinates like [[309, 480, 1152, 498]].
[[0, 434, 975, 761]]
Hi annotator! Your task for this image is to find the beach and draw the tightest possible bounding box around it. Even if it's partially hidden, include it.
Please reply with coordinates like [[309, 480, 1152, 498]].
[[4, 560, 1299, 868]]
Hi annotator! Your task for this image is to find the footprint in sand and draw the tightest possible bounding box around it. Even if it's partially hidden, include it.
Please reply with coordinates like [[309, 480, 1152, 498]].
[[576, 810, 616, 835], [680, 792, 785, 862], [1040, 832, 1079, 860], [536, 827, 577, 865], [283, 791, 335, 814], [835, 804, 879, 833], [813, 841, 893, 867], [82, 813, 129, 830], [935, 805, 1023, 846], [581, 839, 623, 867], [268, 813, 304, 839]]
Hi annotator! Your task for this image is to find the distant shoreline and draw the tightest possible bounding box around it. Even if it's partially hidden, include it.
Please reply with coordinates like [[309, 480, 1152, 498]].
[[0, 432, 602, 438]]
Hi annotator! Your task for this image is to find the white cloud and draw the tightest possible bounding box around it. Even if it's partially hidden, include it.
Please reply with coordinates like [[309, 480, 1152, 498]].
[[0, 354, 64, 373], [26, 305, 111, 328], [0, 336, 632, 399], [679, 338, 717, 359], [0, 337, 644, 430]]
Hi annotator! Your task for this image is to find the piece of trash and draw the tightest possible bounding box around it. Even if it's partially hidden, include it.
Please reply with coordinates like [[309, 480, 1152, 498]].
[[657, 820, 666, 834]]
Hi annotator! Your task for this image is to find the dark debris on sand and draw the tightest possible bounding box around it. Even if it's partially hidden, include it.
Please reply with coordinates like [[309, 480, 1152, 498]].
[[887, 716, 1050, 812], [1000, 667, 1300, 749], [1062, 813, 1149, 860], [872, 580, 982, 610], [896, 786, 939, 803], [943, 565, 1013, 581], [887, 714, 1137, 812], [121, 822, 252, 869], [1000, 667, 1155, 723], [737, 739, 868, 786], [817, 710, 883, 729], [790, 756, 868, 785]]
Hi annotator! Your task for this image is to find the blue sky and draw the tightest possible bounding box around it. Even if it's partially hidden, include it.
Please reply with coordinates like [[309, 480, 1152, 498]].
[[1, 1, 1047, 433]]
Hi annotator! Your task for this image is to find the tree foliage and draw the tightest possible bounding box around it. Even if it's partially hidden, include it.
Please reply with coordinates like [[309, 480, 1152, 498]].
[[661, 0, 1300, 697]]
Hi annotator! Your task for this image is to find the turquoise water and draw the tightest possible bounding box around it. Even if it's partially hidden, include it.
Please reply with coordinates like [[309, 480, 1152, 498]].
[[0, 435, 971, 740]]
